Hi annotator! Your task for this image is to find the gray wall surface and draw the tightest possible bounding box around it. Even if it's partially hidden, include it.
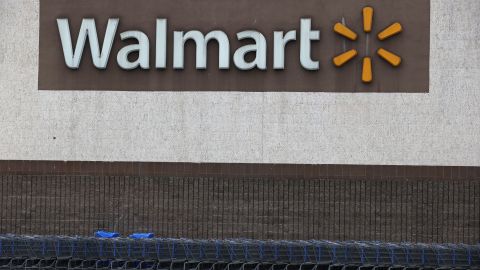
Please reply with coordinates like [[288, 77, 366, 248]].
[[0, 0, 479, 166]]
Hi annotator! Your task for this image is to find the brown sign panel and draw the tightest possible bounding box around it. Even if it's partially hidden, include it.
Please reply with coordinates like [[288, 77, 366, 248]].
[[39, 0, 430, 92]]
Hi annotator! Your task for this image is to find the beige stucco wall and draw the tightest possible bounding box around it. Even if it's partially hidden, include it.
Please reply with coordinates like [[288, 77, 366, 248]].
[[0, 0, 479, 166]]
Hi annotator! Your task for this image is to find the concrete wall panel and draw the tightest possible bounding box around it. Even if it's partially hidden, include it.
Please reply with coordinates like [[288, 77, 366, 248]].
[[0, 0, 479, 166]]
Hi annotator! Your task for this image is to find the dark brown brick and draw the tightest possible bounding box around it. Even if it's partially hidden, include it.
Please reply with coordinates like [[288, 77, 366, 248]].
[[0, 175, 477, 243]]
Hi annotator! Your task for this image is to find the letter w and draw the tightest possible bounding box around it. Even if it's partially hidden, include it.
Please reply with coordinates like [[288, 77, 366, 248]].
[[57, 18, 119, 69]]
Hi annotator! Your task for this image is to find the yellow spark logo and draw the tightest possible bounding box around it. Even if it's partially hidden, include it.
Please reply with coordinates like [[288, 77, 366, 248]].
[[333, 7, 403, 83]]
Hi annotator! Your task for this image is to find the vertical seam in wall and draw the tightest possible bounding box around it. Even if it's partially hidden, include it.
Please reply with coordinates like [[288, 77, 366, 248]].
[[261, 93, 265, 163]]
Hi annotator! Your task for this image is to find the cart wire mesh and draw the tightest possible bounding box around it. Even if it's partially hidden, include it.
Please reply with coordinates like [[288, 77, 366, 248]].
[[0, 235, 479, 268]]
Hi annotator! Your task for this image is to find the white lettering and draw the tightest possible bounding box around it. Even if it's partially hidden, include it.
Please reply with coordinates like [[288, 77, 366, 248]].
[[117, 31, 150, 70], [173, 30, 230, 69], [300, 18, 320, 70], [273, 30, 297, 70], [57, 18, 119, 69], [56, 18, 321, 71], [233, 31, 267, 70], [155, 19, 167, 69]]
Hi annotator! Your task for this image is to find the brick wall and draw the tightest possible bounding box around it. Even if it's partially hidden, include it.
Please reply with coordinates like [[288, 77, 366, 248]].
[[1, 175, 479, 244]]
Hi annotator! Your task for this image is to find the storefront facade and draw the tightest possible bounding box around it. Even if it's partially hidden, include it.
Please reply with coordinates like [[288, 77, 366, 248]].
[[0, 0, 479, 243]]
